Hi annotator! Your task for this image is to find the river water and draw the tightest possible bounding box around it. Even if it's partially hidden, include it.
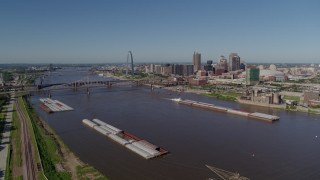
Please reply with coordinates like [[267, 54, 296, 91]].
[[31, 67, 320, 180]]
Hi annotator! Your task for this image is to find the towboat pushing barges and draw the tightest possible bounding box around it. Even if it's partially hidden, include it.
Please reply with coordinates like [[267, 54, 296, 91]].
[[172, 98, 280, 122], [82, 119, 168, 159]]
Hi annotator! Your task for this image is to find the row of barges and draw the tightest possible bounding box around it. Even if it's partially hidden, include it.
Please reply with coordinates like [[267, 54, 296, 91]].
[[82, 119, 169, 159], [39, 98, 74, 113], [172, 98, 280, 122]]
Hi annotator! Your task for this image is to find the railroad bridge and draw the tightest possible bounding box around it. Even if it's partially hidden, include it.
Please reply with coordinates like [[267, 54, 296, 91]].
[[36, 79, 147, 90]]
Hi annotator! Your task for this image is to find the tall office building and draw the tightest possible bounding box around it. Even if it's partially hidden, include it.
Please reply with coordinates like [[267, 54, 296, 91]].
[[160, 64, 172, 76], [218, 55, 228, 71], [228, 53, 240, 71], [193, 52, 201, 72], [154, 65, 161, 74], [0, 73, 3, 85], [149, 64, 155, 73], [173, 64, 184, 76], [240, 62, 246, 70], [246, 66, 260, 86], [183, 65, 194, 76]]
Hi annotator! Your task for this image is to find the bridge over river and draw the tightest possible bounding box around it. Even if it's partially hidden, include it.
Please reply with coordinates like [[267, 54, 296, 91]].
[[36, 79, 147, 90]]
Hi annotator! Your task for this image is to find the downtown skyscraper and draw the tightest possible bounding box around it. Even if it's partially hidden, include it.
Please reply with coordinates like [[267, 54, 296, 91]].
[[193, 52, 201, 72], [228, 53, 240, 71], [218, 55, 228, 71]]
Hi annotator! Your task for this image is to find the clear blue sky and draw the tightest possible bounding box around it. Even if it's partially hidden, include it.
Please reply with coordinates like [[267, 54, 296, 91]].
[[0, 0, 319, 64]]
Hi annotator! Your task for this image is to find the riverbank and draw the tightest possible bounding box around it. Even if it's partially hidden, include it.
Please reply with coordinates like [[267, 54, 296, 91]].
[[237, 99, 286, 109], [162, 85, 320, 115], [99, 72, 320, 115], [202, 92, 238, 101], [23, 95, 108, 179]]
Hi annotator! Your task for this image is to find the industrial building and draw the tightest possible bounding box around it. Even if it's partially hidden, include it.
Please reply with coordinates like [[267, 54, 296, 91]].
[[259, 70, 286, 82]]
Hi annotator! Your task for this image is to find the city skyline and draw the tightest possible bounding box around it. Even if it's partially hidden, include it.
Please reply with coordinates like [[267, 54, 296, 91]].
[[0, 0, 319, 64]]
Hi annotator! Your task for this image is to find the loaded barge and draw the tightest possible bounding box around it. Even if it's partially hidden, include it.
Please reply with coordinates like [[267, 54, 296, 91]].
[[39, 98, 74, 113], [172, 98, 279, 122], [82, 119, 168, 159]]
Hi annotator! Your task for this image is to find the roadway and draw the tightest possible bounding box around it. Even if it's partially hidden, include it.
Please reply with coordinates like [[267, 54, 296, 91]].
[[0, 92, 14, 180]]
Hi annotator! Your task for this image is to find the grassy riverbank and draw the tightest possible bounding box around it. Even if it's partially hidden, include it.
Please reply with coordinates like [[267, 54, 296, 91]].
[[283, 95, 300, 102], [18, 96, 46, 179], [202, 92, 239, 101], [22, 95, 108, 180]]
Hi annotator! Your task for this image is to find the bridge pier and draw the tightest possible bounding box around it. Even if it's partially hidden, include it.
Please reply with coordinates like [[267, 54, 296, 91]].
[[86, 87, 90, 95], [73, 82, 78, 91], [48, 90, 51, 98]]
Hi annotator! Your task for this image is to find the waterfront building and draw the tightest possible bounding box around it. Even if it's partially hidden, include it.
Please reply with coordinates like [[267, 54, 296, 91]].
[[259, 70, 286, 82], [246, 66, 260, 86], [188, 78, 207, 86], [228, 53, 240, 71], [154, 65, 162, 74], [150, 64, 155, 73], [193, 52, 201, 72], [160, 64, 172, 76], [214, 66, 225, 75], [145, 65, 150, 73], [197, 70, 207, 77], [173, 64, 184, 76], [183, 64, 194, 76]]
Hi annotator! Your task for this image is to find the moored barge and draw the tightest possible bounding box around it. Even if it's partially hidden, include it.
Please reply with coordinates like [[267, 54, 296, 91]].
[[39, 98, 74, 113]]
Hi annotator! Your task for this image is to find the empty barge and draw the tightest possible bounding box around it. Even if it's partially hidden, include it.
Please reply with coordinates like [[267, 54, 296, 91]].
[[82, 119, 168, 159], [172, 98, 279, 122], [39, 98, 74, 113]]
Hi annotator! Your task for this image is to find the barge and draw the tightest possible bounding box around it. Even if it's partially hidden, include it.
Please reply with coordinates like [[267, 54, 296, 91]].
[[82, 119, 168, 159], [39, 98, 74, 113], [172, 98, 279, 122], [39, 103, 53, 113]]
